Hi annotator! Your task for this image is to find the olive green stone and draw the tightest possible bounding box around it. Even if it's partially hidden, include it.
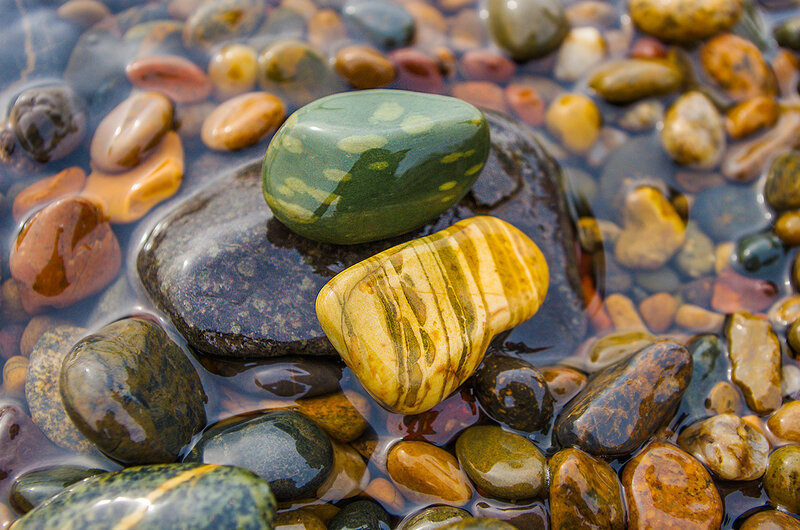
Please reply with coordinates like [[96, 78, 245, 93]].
[[328, 500, 390, 530], [776, 17, 800, 51], [764, 445, 800, 514], [486, 0, 568, 61], [262, 89, 490, 244], [59, 318, 207, 464], [10, 466, 105, 514], [765, 151, 800, 211], [455, 426, 546, 501], [12, 464, 276, 529], [439, 518, 516, 529], [588, 59, 683, 103], [396, 506, 472, 530]]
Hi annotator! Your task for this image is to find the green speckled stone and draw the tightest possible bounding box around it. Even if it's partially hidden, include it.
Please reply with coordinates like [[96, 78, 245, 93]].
[[12, 463, 276, 529], [763, 445, 800, 514], [262, 89, 490, 245], [184, 410, 333, 501], [59, 318, 207, 464], [328, 500, 391, 530], [10, 466, 106, 514], [439, 518, 516, 529], [396, 506, 472, 530]]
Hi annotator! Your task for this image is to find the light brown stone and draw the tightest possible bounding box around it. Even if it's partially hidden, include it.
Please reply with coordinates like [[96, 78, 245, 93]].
[[639, 292, 678, 333], [726, 311, 782, 415], [387, 441, 472, 506], [201, 92, 285, 151], [605, 293, 648, 332], [706, 381, 742, 415], [675, 304, 725, 333], [767, 401, 800, 443]]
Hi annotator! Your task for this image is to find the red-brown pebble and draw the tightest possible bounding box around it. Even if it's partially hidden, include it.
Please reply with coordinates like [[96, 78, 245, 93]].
[[712, 269, 779, 313], [459, 49, 515, 83], [12, 167, 86, 222], [639, 292, 678, 333], [451, 82, 507, 114], [630, 37, 666, 59], [505, 84, 545, 127], [389, 49, 445, 94], [126, 55, 213, 103], [334, 45, 396, 90]]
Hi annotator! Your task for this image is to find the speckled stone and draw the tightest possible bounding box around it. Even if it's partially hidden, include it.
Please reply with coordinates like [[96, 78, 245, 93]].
[[740, 510, 800, 529], [628, 0, 743, 41], [10, 466, 105, 514], [293, 392, 369, 443], [12, 464, 276, 529], [60, 318, 207, 464], [765, 151, 800, 212], [328, 500, 390, 530], [726, 311, 782, 415], [554, 341, 692, 457], [396, 506, 471, 530], [763, 445, 800, 514], [184, 410, 333, 501]]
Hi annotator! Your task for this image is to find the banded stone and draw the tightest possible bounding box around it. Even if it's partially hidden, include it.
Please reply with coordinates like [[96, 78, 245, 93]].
[[262, 89, 490, 245], [316, 215, 549, 414]]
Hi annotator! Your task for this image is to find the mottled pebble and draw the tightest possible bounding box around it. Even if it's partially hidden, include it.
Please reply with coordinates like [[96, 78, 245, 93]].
[[726, 96, 779, 139], [726, 311, 782, 414], [700, 33, 777, 102], [334, 45, 395, 89], [763, 445, 800, 514], [629, 0, 743, 41], [208, 44, 258, 99], [661, 91, 725, 170], [588, 59, 682, 103]]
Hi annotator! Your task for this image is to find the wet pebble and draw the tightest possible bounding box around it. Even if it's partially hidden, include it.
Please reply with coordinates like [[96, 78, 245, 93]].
[[386, 388, 482, 446], [274, 510, 326, 529], [294, 391, 369, 443], [765, 151, 800, 212], [554, 27, 605, 82], [334, 45, 396, 89], [725, 96, 779, 139], [763, 445, 800, 514], [692, 183, 770, 241], [639, 292, 679, 333], [775, 210, 800, 246], [207, 44, 259, 99], [201, 92, 285, 151], [740, 510, 800, 530], [126, 55, 213, 103], [486, 0, 568, 60], [390, 48, 444, 94], [588, 59, 682, 103], [396, 506, 471, 530], [661, 91, 725, 170], [328, 500, 390, 530], [439, 518, 515, 529], [459, 49, 515, 83], [724, 110, 800, 183], [767, 401, 800, 443], [545, 94, 601, 154], [539, 365, 587, 405], [706, 381, 742, 415], [676, 222, 716, 279], [726, 311, 782, 415], [182, 0, 264, 50], [315, 439, 368, 502], [586, 330, 655, 373], [712, 268, 778, 314], [387, 441, 472, 506], [342, 0, 415, 50], [258, 39, 342, 107], [1, 356, 26, 398], [11, 167, 86, 222], [628, 0, 743, 41], [9, 466, 105, 514], [700, 33, 777, 102], [732, 232, 784, 277]]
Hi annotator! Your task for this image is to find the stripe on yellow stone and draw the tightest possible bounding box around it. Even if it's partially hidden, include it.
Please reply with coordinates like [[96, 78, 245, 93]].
[[316, 216, 549, 414]]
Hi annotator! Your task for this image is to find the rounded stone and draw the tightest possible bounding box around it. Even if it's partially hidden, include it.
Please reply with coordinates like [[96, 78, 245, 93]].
[[726, 96, 779, 140], [740, 510, 800, 529], [586, 330, 655, 373], [126, 54, 213, 103], [545, 94, 601, 154], [334, 45, 395, 90], [60, 318, 207, 464], [455, 426, 546, 501], [763, 445, 800, 514], [10, 466, 105, 514], [201, 92, 285, 151], [294, 392, 369, 443], [732, 232, 784, 277], [274, 510, 326, 530], [387, 441, 472, 506], [486, 0, 568, 61], [396, 506, 471, 530], [768, 401, 800, 443], [315, 439, 368, 502], [693, 184, 770, 241], [588, 59, 682, 104], [328, 500, 390, 530], [775, 211, 800, 246], [182, 0, 264, 50], [185, 410, 333, 501], [628, 0, 743, 42], [700, 33, 777, 102], [539, 366, 587, 405], [765, 151, 800, 212], [257, 39, 342, 107], [775, 16, 800, 51], [208, 44, 259, 99], [342, 0, 415, 50], [661, 91, 725, 170], [473, 355, 554, 433]]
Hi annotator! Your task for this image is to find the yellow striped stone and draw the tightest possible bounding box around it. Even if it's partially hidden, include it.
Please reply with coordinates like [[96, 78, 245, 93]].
[[316, 216, 549, 414]]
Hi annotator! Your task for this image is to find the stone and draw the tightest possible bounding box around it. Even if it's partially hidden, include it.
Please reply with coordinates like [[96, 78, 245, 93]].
[[676, 222, 716, 279], [628, 0, 742, 41], [439, 518, 516, 530], [82, 131, 184, 223], [182, 0, 264, 50], [315, 440, 369, 502], [724, 110, 800, 183], [317, 216, 548, 414], [201, 92, 285, 151], [334, 45, 395, 90], [776, 211, 800, 246], [12, 167, 86, 222], [767, 401, 800, 442], [451, 82, 508, 115], [725, 96, 779, 139], [386, 387, 482, 446], [209, 356, 343, 399], [554, 341, 692, 457], [765, 151, 800, 212], [294, 392, 369, 443], [486, 0, 567, 61], [262, 90, 490, 245], [396, 506, 471, 530], [275, 510, 326, 529], [554, 27, 606, 83], [460, 49, 515, 83], [57, 1, 110, 27], [776, 16, 800, 50], [12, 464, 276, 529], [618, 100, 664, 132], [639, 292, 678, 333], [60, 318, 207, 464], [24, 327, 92, 453], [732, 232, 784, 277], [9, 84, 87, 163], [137, 111, 586, 360], [700, 34, 777, 102], [389, 48, 445, 94], [605, 293, 647, 331], [185, 410, 332, 501], [387, 441, 472, 506], [10, 466, 105, 514], [692, 183, 770, 241], [308, 9, 347, 52], [712, 268, 778, 313], [364, 477, 404, 512], [614, 187, 686, 270], [549, 448, 625, 530], [343, 0, 415, 50], [706, 382, 741, 415], [726, 311, 782, 415], [588, 59, 683, 104], [2, 356, 26, 398], [545, 94, 601, 154], [208, 44, 258, 99], [540, 366, 587, 405], [455, 425, 545, 501], [472, 355, 554, 432], [661, 91, 725, 170], [677, 414, 769, 481], [586, 330, 655, 373], [677, 335, 728, 427], [328, 500, 390, 530], [741, 510, 800, 530], [763, 445, 800, 514], [126, 55, 212, 104], [622, 442, 723, 529]]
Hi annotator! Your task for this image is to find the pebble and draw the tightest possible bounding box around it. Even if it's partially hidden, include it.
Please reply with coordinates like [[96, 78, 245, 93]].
[[732, 232, 784, 277], [588, 59, 683, 103], [763, 445, 800, 514], [90, 91, 173, 173], [486, 0, 568, 60], [783, 365, 800, 397], [629, 0, 742, 41], [554, 341, 692, 456], [207, 44, 259, 99], [9, 197, 121, 313], [82, 131, 184, 223], [545, 94, 601, 154], [386, 388, 482, 446], [56, 0, 111, 27], [186, 410, 332, 501], [440, 518, 515, 529], [740, 510, 800, 530], [294, 391, 369, 443], [342, 0, 415, 50], [549, 448, 625, 529], [316, 216, 547, 414], [554, 27, 605, 82], [9, 466, 105, 514], [726, 311, 782, 415], [693, 183, 770, 241], [315, 439, 368, 502], [700, 33, 777, 102], [258, 39, 343, 108], [308, 9, 347, 53], [726, 96, 779, 139], [390, 48, 445, 94], [1, 356, 26, 398], [724, 110, 800, 183], [586, 330, 655, 372], [639, 292, 678, 333], [775, 210, 800, 245], [618, 100, 664, 132], [126, 55, 212, 103], [473, 355, 554, 432], [676, 222, 716, 279], [459, 49, 515, 83], [274, 510, 326, 529], [396, 506, 471, 530], [622, 442, 723, 528], [201, 92, 285, 151], [767, 401, 800, 442], [539, 366, 587, 405], [11, 167, 86, 222], [328, 500, 390, 530], [364, 477, 404, 512], [765, 151, 800, 212], [455, 426, 546, 500], [387, 441, 472, 506], [182, 0, 264, 50], [334, 45, 396, 89], [614, 187, 686, 270], [451, 82, 508, 114], [661, 91, 725, 170], [706, 381, 742, 415], [503, 84, 544, 127], [678, 414, 769, 481], [604, 293, 648, 332]]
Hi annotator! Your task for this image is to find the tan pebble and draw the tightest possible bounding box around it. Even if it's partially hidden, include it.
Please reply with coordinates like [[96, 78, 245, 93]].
[[715, 242, 735, 274], [2, 355, 27, 398], [661, 91, 725, 169], [639, 292, 678, 333], [364, 477, 405, 512], [740, 509, 800, 530], [706, 381, 742, 415], [12, 167, 86, 222], [449, 9, 486, 51], [726, 311, 782, 415], [723, 110, 800, 183], [2, 279, 29, 323], [308, 10, 347, 53], [605, 293, 648, 332], [767, 401, 800, 443], [274, 509, 326, 530], [586, 330, 655, 372], [545, 94, 601, 154], [773, 49, 800, 98], [565, 1, 619, 28], [405, 1, 447, 33], [296, 504, 340, 524], [20, 316, 67, 358], [316, 440, 369, 502], [742, 415, 770, 443], [201, 92, 285, 151], [281, 0, 318, 20], [208, 44, 259, 100], [783, 364, 800, 398], [775, 210, 800, 246], [675, 304, 725, 333], [451, 82, 507, 114], [387, 441, 472, 506], [539, 365, 587, 405], [725, 96, 779, 139], [554, 27, 606, 82], [768, 295, 800, 330], [57, 0, 111, 27], [334, 46, 395, 90]]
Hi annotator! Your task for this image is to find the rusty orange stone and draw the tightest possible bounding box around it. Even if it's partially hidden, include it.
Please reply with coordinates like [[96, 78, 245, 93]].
[[725, 96, 779, 139], [12, 167, 86, 222], [451, 81, 508, 114], [700, 34, 778, 102]]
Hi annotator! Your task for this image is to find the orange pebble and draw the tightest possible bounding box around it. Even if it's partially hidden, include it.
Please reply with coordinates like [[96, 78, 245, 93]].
[[364, 477, 405, 512], [12, 167, 86, 222], [451, 81, 508, 114], [505, 84, 545, 127]]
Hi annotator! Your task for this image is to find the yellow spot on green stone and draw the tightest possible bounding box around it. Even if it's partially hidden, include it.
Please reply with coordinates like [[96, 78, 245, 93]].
[[337, 135, 388, 153], [277, 185, 294, 197], [369, 161, 389, 170], [274, 197, 316, 222], [438, 181, 457, 191], [285, 112, 298, 129], [401, 114, 434, 135], [440, 194, 456, 202], [282, 135, 303, 154], [465, 163, 484, 176], [441, 152, 464, 164], [323, 168, 351, 182], [370, 101, 404, 123], [464, 149, 475, 157]]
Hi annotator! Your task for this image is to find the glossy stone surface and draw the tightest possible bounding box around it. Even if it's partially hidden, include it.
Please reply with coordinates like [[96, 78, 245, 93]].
[[60, 318, 207, 464], [554, 341, 692, 457], [262, 89, 490, 245], [726, 312, 782, 414], [387, 441, 472, 506], [12, 167, 86, 222], [487, 0, 568, 61], [201, 92, 285, 152], [185, 411, 333, 501], [315, 439, 368, 502], [182, 0, 264, 50], [386, 387, 482, 446], [740, 510, 800, 530], [10, 466, 105, 513], [629, 0, 743, 41], [328, 500, 390, 530], [294, 392, 369, 443], [692, 183, 770, 241], [473, 355, 554, 432], [334, 45, 396, 89], [317, 216, 548, 414], [396, 506, 471, 530], [732, 232, 784, 277], [549, 448, 625, 530], [439, 518, 516, 530], [622, 442, 723, 529], [768, 401, 800, 442], [10, 197, 121, 314], [138, 111, 586, 360], [206, 356, 343, 399], [678, 335, 729, 427], [208, 44, 258, 99], [661, 91, 725, 170], [588, 59, 682, 103], [126, 54, 213, 103], [765, 151, 800, 212], [700, 34, 777, 102], [763, 445, 800, 514], [12, 464, 276, 529], [343, 0, 415, 50]]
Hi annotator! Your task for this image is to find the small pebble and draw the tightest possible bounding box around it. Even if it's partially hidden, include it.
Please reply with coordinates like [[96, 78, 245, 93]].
[[12, 167, 86, 222], [675, 304, 725, 333], [545, 94, 601, 154], [725, 96, 779, 139], [638, 292, 678, 333], [201, 92, 285, 151], [387, 441, 472, 506], [2, 356, 27, 397], [767, 401, 800, 443], [706, 381, 742, 415], [334, 45, 395, 89], [208, 44, 259, 100], [126, 55, 213, 104]]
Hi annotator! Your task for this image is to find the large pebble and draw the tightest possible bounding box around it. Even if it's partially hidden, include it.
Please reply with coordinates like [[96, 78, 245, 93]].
[[486, 0, 568, 61], [10, 466, 105, 514], [185, 410, 333, 501], [661, 91, 725, 170], [677, 414, 769, 481], [724, 110, 800, 183], [726, 311, 782, 414], [126, 55, 212, 103], [767, 401, 800, 442], [763, 445, 800, 514], [765, 151, 800, 212], [90, 91, 173, 173], [9, 197, 121, 313], [588, 59, 682, 103], [263, 89, 489, 245], [622, 442, 723, 528], [628, 0, 743, 41], [692, 183, 770, 241], [554, 341, 692, 457], [387, 441, 472, 506], [294, 391, 368, 443], [182, 0, 264, 50], [201, 92, 285, 151], [700, 34, 777, 102], [60, 318, 207, 464]]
